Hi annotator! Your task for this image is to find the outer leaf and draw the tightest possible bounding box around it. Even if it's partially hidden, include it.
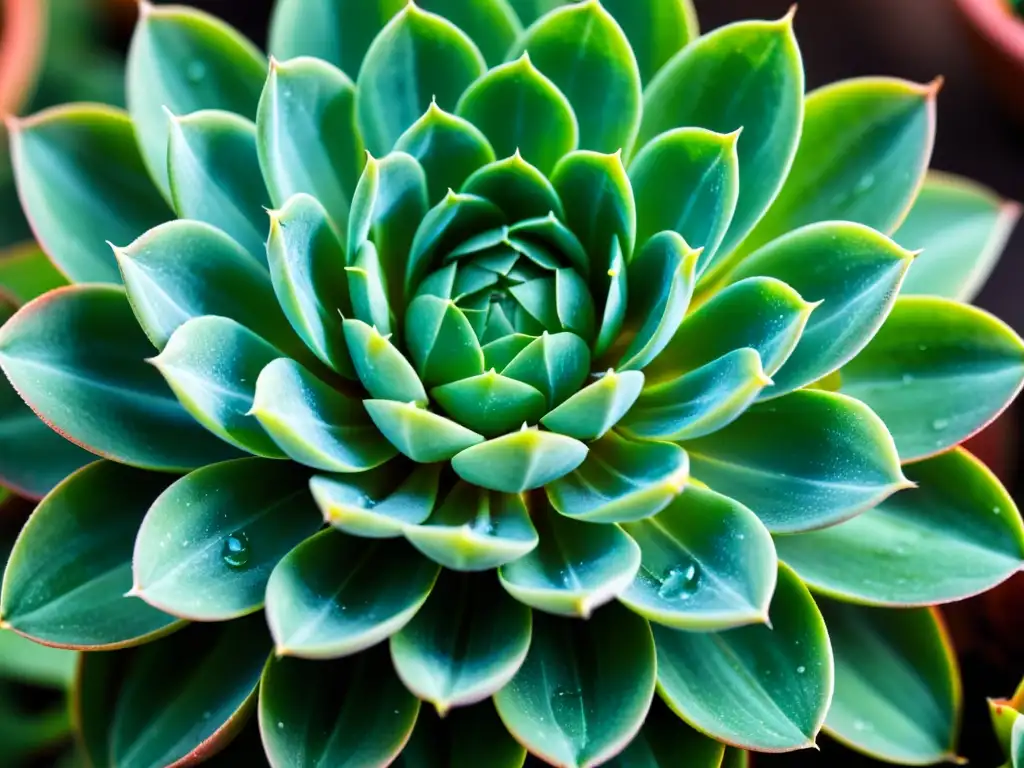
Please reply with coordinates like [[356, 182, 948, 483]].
[[840, 296, 1024, 461], [452, 427, 588, 492], [601, 0, 698, 85], [819, 600, 961, 765], [391, 571, 531, 713], [729, 221, 915, 397], [396, 702, 526, 768], [0, 285, 241, 470], [540, 369, 644, 441], [510, 0, 642, 155], [257, 56, 363, 233], [494, 603, 656, 768], [364, 399, 484, 462], [259, 645, 420, 768], [0, 243, 67, 305], [0, 630, 76, 688], [775, 448, 1024, 606], [127, 3, 267, 196], [655, 563, 833, 752], [0, 461, 178, 649], [737, 77, 938, 258], [638, 14, 803, 264], [620, 484, 777, 631], [686, 389, 907, 532], [606, 698, 725, 768], [9, 105, 171, 282], [266, 529, 439, 659], [133, 459, 322, 621], [356, 4, 485, 156], [110, 616, 270, 768]]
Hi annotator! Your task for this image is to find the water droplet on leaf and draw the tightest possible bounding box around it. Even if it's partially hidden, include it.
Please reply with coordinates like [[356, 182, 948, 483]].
[[658, 562, 701, 600], [222, 532, 251, 570], [797, 665, 806, 674], [550, 686, 583, 742], [931, 418, 949, 430]]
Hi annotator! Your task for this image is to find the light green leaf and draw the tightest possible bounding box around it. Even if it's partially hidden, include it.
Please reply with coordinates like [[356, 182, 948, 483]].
[[1, 461, 179, 649], [819, 600, 961, 765], [356, 4, 485, 156], [266, 529, 439, 659], [655, 563, 833, 752], [509, 214, 590, 275], [1013, 715, 1023, 768], [391, 570, 531, 713], [347, 239, 394, 334], [595, 237, 628, 358], [415, 0, 523, 66], [133, 459, 321, 621], [494, 602, 656, 768], [257, 56, 363, 233], [501, 331, 590, 408], [396, 702, 526, 768], [686, 390, 907, 532], [0, 243, 68, 305], [600, 0, 698, 85], [364, 399, 484, 462], [343, 318, 427, 404], [0, 285, 241, 470], [432, 369, 547, 437], [541, 369, 644, 441], [0, 629, 76, 688], [606, 698, 724, 768], [452, 426, 588, 492], [505, 0, 568, 26], [775, 447, 1024, 606], [405, 294, 485, 385], [462, 152, 564, 221], [620, 484, 777, 631], [259, 645, 420, 768], [127, 3, 267, 196]]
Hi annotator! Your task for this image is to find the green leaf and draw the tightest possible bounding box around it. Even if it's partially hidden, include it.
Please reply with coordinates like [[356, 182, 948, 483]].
[[505, 0, 568, 25], [405, 294, 485, 386], [510, 0, 642, 155], [775, 447, 1024, 606], [115, 219, 291, 352], [620, 484, 777, 631], [729, 221, 915, 398], [267, 193, 354, 376], [462, 152, 564, 222], [629, 128, 739, 273], [343, 318, 427, 404], [0, 244, 68, 305], [416, 0, 524, 67], [546, 431, 687, 524], [896, 172, 1020, 301], [819, 600, 961, 765], [456, 52, 577, 175], [737, 77, 938, 259], [483, 333, 537, 371], [686, 390, 907, 532], [405, 482, 538, 571], [109, 616, 270, 768], [1, 461, 178, 649], [721, 750, 750, 768], [541, 369, 644, 441], [600, 0, 698, 85], [396, 702, 526, 768], [259, 645, 420, 768], [356, 4, 485, 156], [395, 102, 496, 204], [347, 239, 394, 334], [622, 348, 771, 442], [9, 105, 171, 282], [638, 13, 802, 265], [606, 698, 724, 768], [166, 109, 270, 264], [499, 500, 640, 617], [152, 316, 285, 459], [0, 630, 76, 688], [1012, 716, 1023, 768], [840, 296, 1024, 461], [127, 3, 267, 197], [452, 426, 588, 492], [509, 214, 590, 275], [432, 369, 547, 437], [0, 285, 241, 470], [391, 570, 531, 712], [643, 276, 813, 385], [494, 602, 656, 768], [655, 563, 832, 752], [133, 458, 322, 622], [596, 237, 629, 358], [501, 331, 590, 408], [364, 399, 485, 462], [311, 462, 441, 538], [257, 56, 363, 234], [266, 529, 439, 659], [251, 358, 396, 472]]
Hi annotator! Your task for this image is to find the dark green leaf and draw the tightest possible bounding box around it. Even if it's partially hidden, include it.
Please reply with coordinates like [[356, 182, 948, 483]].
[[462, 152, 564, 221], [452, 426, 588, 492], [417, 0, 524, 66], [395, 701, 526, 768], [365, 399, 484, 462], [601, 0, 698, 85], [405, 294, 485, 386], [606, 698, 724, 768]]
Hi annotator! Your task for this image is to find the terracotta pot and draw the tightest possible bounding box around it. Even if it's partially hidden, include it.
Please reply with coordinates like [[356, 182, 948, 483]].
[[954, 0, 1024, 124]]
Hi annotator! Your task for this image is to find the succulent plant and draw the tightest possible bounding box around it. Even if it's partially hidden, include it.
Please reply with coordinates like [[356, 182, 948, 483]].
[[991, 678, 1024, 768], [2, 1, 1024, 766]]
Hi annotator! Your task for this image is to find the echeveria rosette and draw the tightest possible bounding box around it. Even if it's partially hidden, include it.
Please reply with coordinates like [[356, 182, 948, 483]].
[[1, 2, 1024, 767]]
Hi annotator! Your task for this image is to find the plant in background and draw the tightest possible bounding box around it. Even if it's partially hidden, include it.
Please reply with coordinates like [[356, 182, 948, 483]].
[[1, 0, 1023, 766], [991, 678, 1024, 767]]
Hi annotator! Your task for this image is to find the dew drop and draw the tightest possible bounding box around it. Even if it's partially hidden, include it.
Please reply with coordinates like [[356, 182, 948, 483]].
[[901, 373, 914, 385], [550, 687, 583, 742], [277, 721, 285, 730], [222, 532, 252, 570], [797, 665, 806, 674], [931, 418, 949, 430], [186, 61, 207, 83], [993, 506, 1002, 515], [854, 173, 875, 193], [657, 562, 701, 600]]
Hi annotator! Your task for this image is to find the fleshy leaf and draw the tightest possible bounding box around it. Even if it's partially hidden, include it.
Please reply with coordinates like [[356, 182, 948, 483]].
[[546, 431, 687, 523], [391, 570, 531, 713], [620, 484, 777, 630], [775, 448, 1024, 606], [819, 600, 961, 765], [257, 56, 363, 233], [494, 602, 656, 768], [501, 331, 590, 408], [606, 698, 725, 768], [462, 152, 564, 222], [0, 243, 67, 305], [405, 482, 538, 571], [259, 645, 420, 768], [840, 296, 1024, 461], [347, 239, 393, 334], [0, 630, 76, 689], [133, 459, 321, 621], [686, 390, 907, 532], [432, 369, 547, 437], [364, 399, 484, 462], [127, 3, 267, 196], [452, 427, 588, 492], [601, 0, 698, 85], [355, 4, 485, 156], [343, 318, 427, 404], [540, 369, 644, 441], [405, 294, 485, 386], [398, 702, 526, 768], [9, 105, 172, 283], [0, 286, 241, 470], [265, 529, 439, 659], [655, 563, 832, 752], [0, 461, 179, 649]]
